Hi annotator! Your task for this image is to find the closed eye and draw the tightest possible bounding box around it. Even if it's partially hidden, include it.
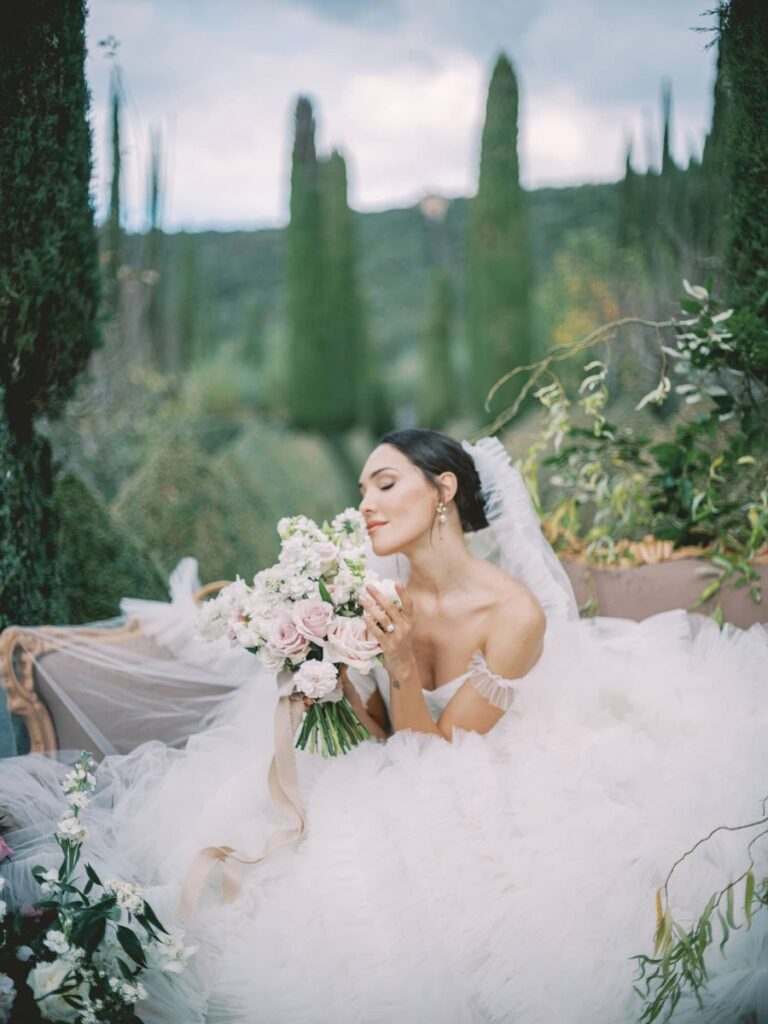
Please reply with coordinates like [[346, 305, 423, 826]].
[[379, 483, 394, 491]]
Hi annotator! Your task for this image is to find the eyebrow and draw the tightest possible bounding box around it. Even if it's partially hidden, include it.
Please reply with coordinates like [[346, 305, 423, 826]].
[[358, 467, 398, 491]]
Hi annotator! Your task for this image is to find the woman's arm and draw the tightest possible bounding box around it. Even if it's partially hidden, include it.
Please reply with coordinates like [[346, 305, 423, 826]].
[[341, 668, 390, 741], [361, 583, 444, 739]]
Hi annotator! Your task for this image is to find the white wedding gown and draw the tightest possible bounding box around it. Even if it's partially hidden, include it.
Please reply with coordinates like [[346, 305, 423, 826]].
[[1, 439, 767, 1024]]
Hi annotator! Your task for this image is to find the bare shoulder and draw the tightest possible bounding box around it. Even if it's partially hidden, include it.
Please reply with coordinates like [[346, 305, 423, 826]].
[[481, 565, 546, 679]]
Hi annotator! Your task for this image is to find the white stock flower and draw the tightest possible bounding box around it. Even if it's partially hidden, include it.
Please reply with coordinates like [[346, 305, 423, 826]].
[[56, 816, 86, 844], [104, 880, 144, 915], [327, 567, 357, 605], [27, 960, 89, 1023], [0, 973, 16, 1024], [65, 790, 89, 810], [293, 660, 340, 700]]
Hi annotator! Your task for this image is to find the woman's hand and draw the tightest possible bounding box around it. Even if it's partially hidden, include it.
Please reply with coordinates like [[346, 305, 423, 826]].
[[360, 582, 415, 673]]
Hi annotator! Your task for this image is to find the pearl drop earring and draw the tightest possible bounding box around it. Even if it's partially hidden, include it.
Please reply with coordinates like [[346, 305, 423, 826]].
[[436, 500, 448, 524]]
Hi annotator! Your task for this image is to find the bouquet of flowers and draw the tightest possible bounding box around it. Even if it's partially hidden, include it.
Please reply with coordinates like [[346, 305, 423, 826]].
[[196, 508, 399, 757], [0, 752, 195, 1024]]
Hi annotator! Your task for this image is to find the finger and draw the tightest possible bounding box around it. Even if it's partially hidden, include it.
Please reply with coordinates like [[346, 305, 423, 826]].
[[360, 589, 394, 629], [366, 584, 401, 625], [363, 611, 389, 640]]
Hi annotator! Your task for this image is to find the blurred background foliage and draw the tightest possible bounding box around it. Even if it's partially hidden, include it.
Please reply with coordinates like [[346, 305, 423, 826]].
[[1, 0, 766, 630]]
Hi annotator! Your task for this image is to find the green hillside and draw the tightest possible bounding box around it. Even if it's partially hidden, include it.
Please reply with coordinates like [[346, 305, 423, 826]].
[[155, 182, 617, 379]]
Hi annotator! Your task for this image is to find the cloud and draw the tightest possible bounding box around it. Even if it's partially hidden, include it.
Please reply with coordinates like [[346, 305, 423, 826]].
[[85, 0, 717, 230]]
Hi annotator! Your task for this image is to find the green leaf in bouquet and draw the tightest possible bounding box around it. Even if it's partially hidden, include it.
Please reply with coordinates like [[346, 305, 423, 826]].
[[318, 580, 333, 604], [84, 863, 102, 888], [117, 924, 147, 966], [139, 899, 170, 935], [117, 955, 137, 981]]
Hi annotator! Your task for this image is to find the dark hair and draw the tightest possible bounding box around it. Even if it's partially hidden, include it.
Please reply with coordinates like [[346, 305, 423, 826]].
[[377, 428, 489, 532]]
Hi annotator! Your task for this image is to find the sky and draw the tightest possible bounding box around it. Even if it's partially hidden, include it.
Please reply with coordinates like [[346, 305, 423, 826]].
[[85, 0, 721, 232]]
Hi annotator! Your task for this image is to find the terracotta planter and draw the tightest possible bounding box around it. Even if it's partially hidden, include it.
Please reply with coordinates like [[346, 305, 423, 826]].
[[559, 556, 768, 628]]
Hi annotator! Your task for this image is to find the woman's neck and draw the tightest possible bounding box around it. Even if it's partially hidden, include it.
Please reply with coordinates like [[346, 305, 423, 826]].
[[401, 527, 478, 599]]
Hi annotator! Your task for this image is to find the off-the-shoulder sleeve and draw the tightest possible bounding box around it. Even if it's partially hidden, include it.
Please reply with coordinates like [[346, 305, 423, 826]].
[[465, 650, 517, 712]]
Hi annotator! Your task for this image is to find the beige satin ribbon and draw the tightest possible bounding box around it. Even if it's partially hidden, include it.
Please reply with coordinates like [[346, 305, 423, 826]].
[[177, 691, 306, 926]]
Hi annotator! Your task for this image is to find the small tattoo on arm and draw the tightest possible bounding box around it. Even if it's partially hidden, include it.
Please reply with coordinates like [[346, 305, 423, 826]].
[[392, 678, 401, 690]]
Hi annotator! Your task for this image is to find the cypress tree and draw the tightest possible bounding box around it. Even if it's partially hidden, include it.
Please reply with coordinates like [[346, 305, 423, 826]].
[[700, 25, 729, 261], [0, 0, 101, 629], [105, 70, 122, 315], [144, 125, 166, 370], [319, 149, 364, 430], [177, 232, 199, 370], [719, 0, 768, 328], [285, 96, 326, 428], [419, 270, 455, 428], [466, 54, 533, 414], [617, 138, 639, 250]]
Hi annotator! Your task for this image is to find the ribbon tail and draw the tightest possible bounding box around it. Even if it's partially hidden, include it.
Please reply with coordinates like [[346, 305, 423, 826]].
[[177, 693, 307, 926]]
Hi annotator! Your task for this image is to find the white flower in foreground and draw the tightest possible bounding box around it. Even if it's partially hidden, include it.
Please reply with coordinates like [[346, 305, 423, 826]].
[[27, 960, 89, 1023], [147, 928, 198, 974], [16, 945, 34, 962], [257, 645, 287, 672], [56, 815, 86, 844], [43, 930, 70, 955], [104, 880, 144, 915], [39, 868, 60, 895], [293, 660, 340, 699], [65, 790, 89, 810], [0, 973, 16, 1024]]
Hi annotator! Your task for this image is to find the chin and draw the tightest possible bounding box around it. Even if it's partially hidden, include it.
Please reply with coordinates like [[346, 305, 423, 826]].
[[369, 527, 403, 558]]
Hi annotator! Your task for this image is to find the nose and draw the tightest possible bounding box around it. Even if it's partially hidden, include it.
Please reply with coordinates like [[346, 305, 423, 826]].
[[359, 490, 376, 517]]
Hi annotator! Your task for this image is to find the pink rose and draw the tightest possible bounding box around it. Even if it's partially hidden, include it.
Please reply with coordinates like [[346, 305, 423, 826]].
[[325, 616, 381, 672], [0, 836, 13, 861], [267, 614, 311, 663], [292, 598, 335, 642]]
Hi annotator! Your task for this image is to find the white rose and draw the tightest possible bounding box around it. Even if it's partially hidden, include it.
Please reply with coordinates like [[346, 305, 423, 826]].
[[363, 574, 402, 609], [293, 660, 340, 699], [43, 931, 69, 955], [325, 616, 381, 673], [27, 961, 90, 1023], [257, 645, 287, 672]]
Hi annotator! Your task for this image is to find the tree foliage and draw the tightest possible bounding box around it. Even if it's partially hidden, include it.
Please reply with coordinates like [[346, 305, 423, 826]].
[[466, 54, 533, 414], [419, 269, 456, 428], [0, 0, 101, 429]]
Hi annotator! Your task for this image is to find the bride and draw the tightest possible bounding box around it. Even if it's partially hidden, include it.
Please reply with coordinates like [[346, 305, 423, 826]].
[[1, 429, 767, 1024]]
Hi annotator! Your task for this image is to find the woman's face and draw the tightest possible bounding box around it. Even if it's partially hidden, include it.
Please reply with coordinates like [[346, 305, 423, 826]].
[[358, 444, 440, 556]]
